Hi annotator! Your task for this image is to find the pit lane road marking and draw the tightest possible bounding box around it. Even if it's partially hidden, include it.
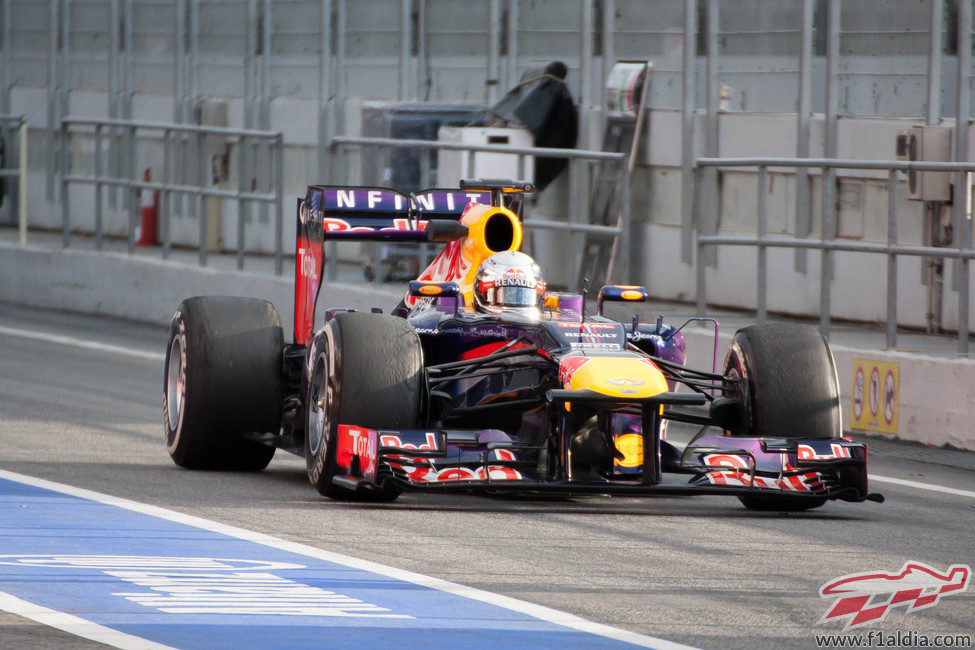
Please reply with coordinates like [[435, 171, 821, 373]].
[[0, 469, 696, 650], [0, 325, 164, 361]]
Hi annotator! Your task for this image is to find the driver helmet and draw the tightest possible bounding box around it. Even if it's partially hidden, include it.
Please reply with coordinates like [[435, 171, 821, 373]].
[[473, 251, 546, 315]]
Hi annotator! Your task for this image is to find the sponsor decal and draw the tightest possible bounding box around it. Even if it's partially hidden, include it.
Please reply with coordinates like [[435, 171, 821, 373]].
[[0, 555, 410, 618], [558, 357, 592, 386], [818, 561, 971, 630], [797, 443, 852, 460], [850, 359, 899, 435], [614, 433, 643, 468], [702, 469, 823, 491]]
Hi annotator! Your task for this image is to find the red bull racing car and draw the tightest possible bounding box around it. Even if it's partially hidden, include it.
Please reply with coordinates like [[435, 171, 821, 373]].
[[163, 179, 883, 511]]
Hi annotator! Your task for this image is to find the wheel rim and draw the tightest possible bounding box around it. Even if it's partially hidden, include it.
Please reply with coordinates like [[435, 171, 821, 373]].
[[166, 336, 185, 427], [308, 364, 328, 456]]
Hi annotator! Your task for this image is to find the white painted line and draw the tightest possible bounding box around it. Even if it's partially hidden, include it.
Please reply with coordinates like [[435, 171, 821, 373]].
[[0, 326, 164, 361], [0, 469, 696, 650], [0, 590, 175, 650], [869, 474, 975, 499]]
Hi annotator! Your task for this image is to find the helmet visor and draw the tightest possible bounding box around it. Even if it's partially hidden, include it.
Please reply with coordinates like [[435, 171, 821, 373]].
[[494, 285, 539, 308]]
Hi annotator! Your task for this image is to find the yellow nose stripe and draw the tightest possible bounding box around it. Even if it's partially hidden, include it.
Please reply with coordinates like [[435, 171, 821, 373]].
[[566, 356, 668, 398]]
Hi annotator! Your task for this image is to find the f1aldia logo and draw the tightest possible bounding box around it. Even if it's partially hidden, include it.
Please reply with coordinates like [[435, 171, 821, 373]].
[[818, 561, 970, 630]]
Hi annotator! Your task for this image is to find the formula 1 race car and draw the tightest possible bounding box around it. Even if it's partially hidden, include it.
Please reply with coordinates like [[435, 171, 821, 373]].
[[163, 179, 883, 511]]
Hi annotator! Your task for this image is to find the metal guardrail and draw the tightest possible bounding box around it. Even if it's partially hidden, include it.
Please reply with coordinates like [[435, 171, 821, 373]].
[[694, 157, 975, 356], [0, 115, 28, 246], [60, 117, 286, 275], [329, 135, 631, 281]]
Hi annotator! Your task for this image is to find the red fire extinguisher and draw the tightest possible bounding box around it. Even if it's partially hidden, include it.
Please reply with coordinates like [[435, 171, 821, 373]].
[[136, 168, 159, 247]]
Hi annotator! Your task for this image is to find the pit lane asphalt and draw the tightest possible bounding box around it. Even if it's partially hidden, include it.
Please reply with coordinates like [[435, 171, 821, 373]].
[[1, 304, 973, 650]]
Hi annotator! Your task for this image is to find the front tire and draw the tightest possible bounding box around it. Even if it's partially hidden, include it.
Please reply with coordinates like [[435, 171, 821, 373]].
[[164, 296, 281, 471], [723, 323, 839, 512], [305, 312, 423, 500]]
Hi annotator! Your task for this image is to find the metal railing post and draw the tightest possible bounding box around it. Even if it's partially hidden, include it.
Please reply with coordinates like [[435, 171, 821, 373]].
[[61, 120, 70, 247], [94, 124, 103, 249], [126, 124, 137, 254], [621, 163, 631, 283], [17, 119, 28, 247], [237, 134, 248, 271], [274, 134, 284, 276], [886, 169, 898, 349], [756, 165, 768, 325], [162, 128, 172, 259], [197, 129, 207, 267], [695, 165, 707, 316]]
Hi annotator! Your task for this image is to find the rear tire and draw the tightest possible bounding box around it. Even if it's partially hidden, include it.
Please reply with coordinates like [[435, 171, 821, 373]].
[[305, 312, 423, 500], [723, 323, 839, 512], [164, 296, 281, 471]]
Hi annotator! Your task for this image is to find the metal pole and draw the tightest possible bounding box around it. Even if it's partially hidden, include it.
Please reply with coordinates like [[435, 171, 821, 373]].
[[274, 134, 284, 275], [703, 0, 719, 268], [926, 0, 944, 126], [505, 0, 518, 92], [238, 134, 247, 271], [506, 0, 518, 92], [60, 121, 70, 247], [621, 162, 631, 283], [955, 0, 972, 355], [17, 120, 27, 246], [0, 0, 10, 115], [94, 124, 103, 250], [46, 0, 60, 197], [174, 0, 185, 123], [580, 0, 593, 108], [886, 170, 899, 349], [794, 0, 813, 272], [399, 0, 411, 101], [757, 165, 768, 325], [487, 0, 501, 104], [695, 166, 707, 315], [197, 130, 206, 267], [318, 0, 333, 183], [162, 127, 171, 259], [820, 0, 840, 339], [127, 124, 136, 254], [680, 0, 696, 264], [601, 0, 614, 101]]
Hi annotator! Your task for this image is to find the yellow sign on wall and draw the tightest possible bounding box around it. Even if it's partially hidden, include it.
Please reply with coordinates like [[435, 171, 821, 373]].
[[850, 359, 899, 434]]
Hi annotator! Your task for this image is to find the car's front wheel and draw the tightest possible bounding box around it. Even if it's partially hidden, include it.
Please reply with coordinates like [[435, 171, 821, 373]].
[[723, 323, 840, 512], [305, 311, 423, 500]]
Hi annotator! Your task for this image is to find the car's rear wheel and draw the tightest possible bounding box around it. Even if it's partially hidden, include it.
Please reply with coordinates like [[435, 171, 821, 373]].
[[723, 323, 840, 512], [164, 296, 281, 471], [305, 311, 423, 500]]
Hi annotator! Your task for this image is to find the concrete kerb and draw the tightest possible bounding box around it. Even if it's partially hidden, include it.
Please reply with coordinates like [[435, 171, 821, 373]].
[[3, 240, 972, 452]]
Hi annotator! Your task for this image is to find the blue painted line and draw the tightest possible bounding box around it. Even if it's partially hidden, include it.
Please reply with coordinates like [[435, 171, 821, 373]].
[[0, 473, 688, 649]]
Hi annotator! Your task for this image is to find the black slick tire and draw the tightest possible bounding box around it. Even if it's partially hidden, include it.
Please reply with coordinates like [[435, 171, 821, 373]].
[[164, 296, 281, 471], [305, 311, 423, 501], [723, 323, 840, 512]]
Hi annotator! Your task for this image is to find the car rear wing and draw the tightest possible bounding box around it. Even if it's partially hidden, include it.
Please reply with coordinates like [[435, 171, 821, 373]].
[[294, 185, 494, 345]]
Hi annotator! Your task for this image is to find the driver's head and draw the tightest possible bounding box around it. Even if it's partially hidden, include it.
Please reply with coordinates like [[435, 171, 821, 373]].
[[473, 251, 546, 315]]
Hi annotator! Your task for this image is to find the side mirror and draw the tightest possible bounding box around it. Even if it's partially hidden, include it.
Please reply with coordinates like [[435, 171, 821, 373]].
[[597, 285, 647, 316], [408, 281, 461, 314]]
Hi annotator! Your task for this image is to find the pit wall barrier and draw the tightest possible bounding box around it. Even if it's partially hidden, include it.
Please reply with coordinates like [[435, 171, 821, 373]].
[[2, 239, 973, 453]]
